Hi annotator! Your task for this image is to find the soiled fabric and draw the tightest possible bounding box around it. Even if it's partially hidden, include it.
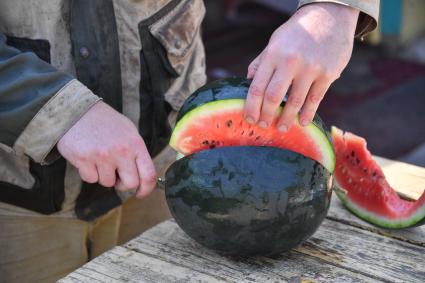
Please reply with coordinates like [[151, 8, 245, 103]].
[[298, 0, 379, 38], [0, 0, 207, 218]]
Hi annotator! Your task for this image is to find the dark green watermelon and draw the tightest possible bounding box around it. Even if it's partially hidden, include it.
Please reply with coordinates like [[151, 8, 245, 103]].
[[164, 146, 332, 256]]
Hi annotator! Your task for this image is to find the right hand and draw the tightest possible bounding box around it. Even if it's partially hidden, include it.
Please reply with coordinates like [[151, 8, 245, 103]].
[[57, 101, 157, 198]]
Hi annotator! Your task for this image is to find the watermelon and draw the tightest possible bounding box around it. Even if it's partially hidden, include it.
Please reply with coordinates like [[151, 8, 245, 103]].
[[164, 146, 332, 255], [170, 78, 335, 173], [163, 78, 335, 255], [332, 126, 425, 228]]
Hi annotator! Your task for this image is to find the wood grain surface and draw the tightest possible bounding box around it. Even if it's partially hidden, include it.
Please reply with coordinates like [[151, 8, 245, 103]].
[[60, 157, 425, 283]]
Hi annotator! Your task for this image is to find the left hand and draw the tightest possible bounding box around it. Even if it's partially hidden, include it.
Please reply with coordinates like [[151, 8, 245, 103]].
[[244, 3, 359, 131]]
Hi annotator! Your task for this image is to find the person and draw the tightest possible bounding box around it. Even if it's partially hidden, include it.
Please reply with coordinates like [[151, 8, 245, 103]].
[[0, 0, 378, 282]]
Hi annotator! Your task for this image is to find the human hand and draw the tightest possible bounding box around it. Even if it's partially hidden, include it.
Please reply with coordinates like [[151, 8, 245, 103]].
[[244, 3, 359, 131], [57, 101, 157, 198]]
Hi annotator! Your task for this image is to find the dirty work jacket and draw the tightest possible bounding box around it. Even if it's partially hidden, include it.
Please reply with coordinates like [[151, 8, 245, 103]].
[[299, 0, 379, 38], [0, 0, 378, 221]]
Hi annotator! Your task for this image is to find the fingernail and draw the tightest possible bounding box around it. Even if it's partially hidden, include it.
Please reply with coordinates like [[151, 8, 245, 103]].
[[301, 119, 309, 126], [245, 116, 255, 124], [278, 124, 288, 132], [258, 121, 268, 128]]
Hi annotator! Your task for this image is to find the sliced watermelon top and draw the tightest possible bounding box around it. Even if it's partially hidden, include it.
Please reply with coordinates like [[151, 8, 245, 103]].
[[170, 99, 335, 172], [176, 77, 251, 122], [332, 126, 425, 228]]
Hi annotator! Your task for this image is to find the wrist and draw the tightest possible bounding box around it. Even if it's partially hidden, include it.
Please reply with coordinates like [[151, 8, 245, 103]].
[[297, 2, 360, 36]]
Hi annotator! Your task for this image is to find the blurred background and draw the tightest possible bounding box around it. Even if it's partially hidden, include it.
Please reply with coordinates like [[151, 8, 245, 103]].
[[201, 0, 425, 166]]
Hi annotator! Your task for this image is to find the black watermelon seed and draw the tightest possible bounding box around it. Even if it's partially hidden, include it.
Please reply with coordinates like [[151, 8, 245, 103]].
[[226, 120, 233, 127], [249, 130, 254, 136], [255, 136, 261, 140], [202, 140, 209, 145], [351, 151, 355, 157]]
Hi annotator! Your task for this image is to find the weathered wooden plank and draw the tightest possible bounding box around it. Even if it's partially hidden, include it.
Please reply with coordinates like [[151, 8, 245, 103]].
[[299, 219, 425, 282], [328, 194, 425, 246], [60, 154, 425, 282], [60, 223, 378, 283], [59, 246, 235, 283], [375, 156, 425, 201], [60, 217, 425, 283], [124, 219, 425, 283]]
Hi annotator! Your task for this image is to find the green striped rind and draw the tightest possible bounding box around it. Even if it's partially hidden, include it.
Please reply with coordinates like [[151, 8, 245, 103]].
[[176, 152, 184, 160], [176, 77, 251, 122], [304, 121, 335, 173], [170, 99, 335, 173], [334, 181, 425, 228]]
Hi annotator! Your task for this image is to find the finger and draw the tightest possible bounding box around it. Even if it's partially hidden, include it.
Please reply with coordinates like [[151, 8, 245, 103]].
[[96, 161, 117, 187], [244, 53, 275, 124], [115, 159, 140, 192], [277, 75, 314, 132], [299, 78, 332, 126], [134, 143, 157, 199], [247, 53, 262, 79], [78, 163, 99, 183], [135, 157, 157, 199], [115, 178, 136, 194], [258, 68, 293, 128]]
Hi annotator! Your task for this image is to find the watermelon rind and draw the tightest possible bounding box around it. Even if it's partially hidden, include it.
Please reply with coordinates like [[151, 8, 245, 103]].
[[176, 77, 251, 122], [334, 182, 425, 229], [165, 146, 332, 255], [176, 152, 184, 160], [170, 99, 335, 173]]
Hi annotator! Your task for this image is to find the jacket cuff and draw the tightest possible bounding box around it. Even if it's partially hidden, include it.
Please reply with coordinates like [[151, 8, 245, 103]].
[[13, 79, 101, 164], [298, 0, 379, 38]]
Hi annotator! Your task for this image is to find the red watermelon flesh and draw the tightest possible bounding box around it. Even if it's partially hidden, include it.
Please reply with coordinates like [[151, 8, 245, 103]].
[[170, 99, 335, 172], [332, 126, 425, 228]]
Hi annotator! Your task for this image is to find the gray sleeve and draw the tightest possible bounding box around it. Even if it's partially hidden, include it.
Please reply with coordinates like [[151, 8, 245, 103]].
[[0, 33, 101, 163]]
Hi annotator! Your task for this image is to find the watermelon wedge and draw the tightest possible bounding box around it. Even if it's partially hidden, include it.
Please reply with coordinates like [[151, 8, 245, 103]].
[[170, 99, 335, 172], [332, 126, 425, 228], [169, 78, 335, 173]]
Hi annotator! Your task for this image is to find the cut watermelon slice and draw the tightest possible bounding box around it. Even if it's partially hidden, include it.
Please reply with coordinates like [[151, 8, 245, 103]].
[[332, 126, 425, 228], [170, 99, 335, 172]]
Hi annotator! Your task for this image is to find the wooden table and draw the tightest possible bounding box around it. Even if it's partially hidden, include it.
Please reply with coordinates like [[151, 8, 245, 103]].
[[60, 157, 425, 283]]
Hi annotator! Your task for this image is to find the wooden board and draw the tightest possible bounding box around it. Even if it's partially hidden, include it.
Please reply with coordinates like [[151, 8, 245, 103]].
[[60, 155, 425, 283], [374, 156, 425, 201], [60, 218, 425, 283]]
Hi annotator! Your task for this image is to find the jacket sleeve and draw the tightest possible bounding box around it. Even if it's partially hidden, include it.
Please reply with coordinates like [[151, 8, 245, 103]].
[[0, 33, 101, 164], [298, 0, 380, 38]]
